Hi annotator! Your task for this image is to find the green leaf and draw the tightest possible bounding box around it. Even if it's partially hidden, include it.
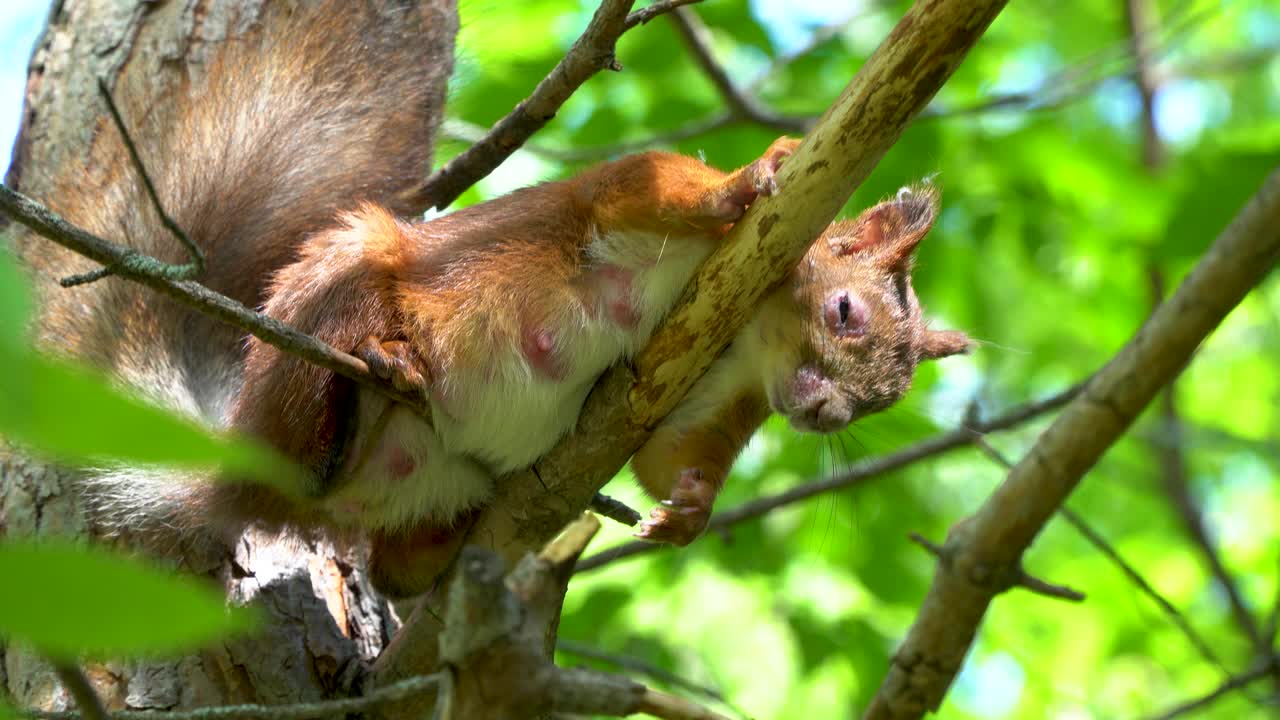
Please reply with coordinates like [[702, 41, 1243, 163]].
[[0, 246, 33, 347], [0, 539, 256, 659], [0, 350, 300, 493]]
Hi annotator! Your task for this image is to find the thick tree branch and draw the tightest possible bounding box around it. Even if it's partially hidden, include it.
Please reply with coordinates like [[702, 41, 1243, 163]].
[[432, 514, 733, 720], [0, 185, 428, 417], [863, 169, 1280, 719], [372, 1, 1011, 709], [576, 385, 1078, 573]]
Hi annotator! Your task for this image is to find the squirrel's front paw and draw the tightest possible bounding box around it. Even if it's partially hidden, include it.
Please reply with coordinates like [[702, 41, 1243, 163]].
[[633, 468, 714, 546], [749, 135, 801, 197], [356, 336, 430, 398], [706, 136, 801, 223]]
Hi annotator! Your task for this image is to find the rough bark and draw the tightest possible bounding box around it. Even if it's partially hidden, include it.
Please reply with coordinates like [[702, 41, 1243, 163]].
[[0, 0, 439, 712]]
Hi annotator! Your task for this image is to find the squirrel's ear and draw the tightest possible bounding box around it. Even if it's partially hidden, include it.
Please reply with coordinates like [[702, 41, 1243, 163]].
[[828, 184, 940, 272], [919, 329, 973, 360]]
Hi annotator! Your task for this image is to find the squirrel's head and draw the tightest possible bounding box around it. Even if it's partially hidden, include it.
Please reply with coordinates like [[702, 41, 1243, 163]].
[[752, 183, 972, 433]]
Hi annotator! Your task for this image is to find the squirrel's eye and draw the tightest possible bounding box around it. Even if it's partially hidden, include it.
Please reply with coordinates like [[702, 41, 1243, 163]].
[[824, 291, 868, 339]]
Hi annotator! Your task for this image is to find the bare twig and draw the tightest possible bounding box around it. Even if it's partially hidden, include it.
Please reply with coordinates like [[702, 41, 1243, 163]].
[[576, 385, 1079, 573], [1146, 267, 1268, 669], [558, 639, 728, 706], [972, 436, 1231, 673], [588, 492, 642, 526], [0, 185, 428, 417], [95, 77, 204, 279], [669, 7, 810, 132], [50, 664, 106, 720], [29, 674, 441, 720], [624, 0, 704, 29], [745, 12, 865, 94], [636, 689, 734, 720], [908, 532, 1084, 602], [863, 169, 1280, 719], [1125, 0, 1165, 168], [1147, 658, 1279, 720], [415, 0, 674, 210]]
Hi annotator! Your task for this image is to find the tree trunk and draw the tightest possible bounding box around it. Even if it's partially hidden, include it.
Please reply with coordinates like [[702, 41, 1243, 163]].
[[0, 0, 450, 712]]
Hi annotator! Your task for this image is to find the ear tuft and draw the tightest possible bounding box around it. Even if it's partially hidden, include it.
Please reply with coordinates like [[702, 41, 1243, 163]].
[[827, 182, 941, 270], [919, 329, 973, 360]]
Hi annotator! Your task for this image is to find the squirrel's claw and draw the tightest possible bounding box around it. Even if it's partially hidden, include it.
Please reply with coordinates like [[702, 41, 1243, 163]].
[[633, 468, 713, 546], [356, 336, 431, 399]]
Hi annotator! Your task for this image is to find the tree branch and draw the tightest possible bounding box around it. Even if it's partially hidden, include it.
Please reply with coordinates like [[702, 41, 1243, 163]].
[[27, 674, 442, 720], [668, 7, 810, 132], [862, 169, 1280, 719], [576, 385, 1078, 573], [1147, 657, 1279, 720], [429, 514, 734, 720], [0, 185, 429, 417], [414, 0, 709, 210], [971, 436, 1232, 674], [372, 1, 1011, 710]]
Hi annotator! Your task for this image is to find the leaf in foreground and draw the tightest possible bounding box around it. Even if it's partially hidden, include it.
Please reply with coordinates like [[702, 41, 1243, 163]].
[[0, 539, 256, 659]]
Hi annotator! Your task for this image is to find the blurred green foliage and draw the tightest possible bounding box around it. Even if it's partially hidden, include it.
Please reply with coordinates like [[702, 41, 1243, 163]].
[[1, 0, 1276, 717], [443, 0, 1279, 717]]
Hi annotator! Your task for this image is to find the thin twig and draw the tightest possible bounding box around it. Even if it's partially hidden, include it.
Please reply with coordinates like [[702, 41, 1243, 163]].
[[1147, 658, 1278, 720], [440, 113, 734, 164], [908, 532, 1084, 602], [745, 12, 865, 94], [29, 674, 441, 720], [972, 436, 1232, 673], [558, 639, 727, 705], [668, 6, 810, 132], [50, 664, 106, 720], [95, 77, 204, 278], [588, 492, 642, 526], [636, 689, 734, 720], [0, 185, 428, 417], [624, 0, 704, 30], [576, 385, 1080, 573], [416, 0, 679, 210]]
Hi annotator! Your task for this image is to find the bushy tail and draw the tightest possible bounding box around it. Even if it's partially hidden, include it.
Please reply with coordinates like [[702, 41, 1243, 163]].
[[10, 0, 456, 543]]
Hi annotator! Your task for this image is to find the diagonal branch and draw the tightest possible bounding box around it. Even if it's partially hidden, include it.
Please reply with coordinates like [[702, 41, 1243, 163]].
[[371, 0, 1012, 711], [1147, 656, 1279, 720], [972, 436, 1232, 675], [0, 185, 428, 417], [576, 385, 1079, 573], [863, 169, 1280, 719], [668, 6, 810, 132], [412, 0, 710, 210]]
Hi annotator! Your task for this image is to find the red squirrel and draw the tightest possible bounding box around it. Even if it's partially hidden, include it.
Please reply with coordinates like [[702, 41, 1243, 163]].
[[228, 145, 970, 594], [10, 0, 969, 598]]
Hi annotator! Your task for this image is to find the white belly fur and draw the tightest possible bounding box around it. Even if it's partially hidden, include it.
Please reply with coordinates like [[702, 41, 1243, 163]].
[[328, 228, 714, 531]]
